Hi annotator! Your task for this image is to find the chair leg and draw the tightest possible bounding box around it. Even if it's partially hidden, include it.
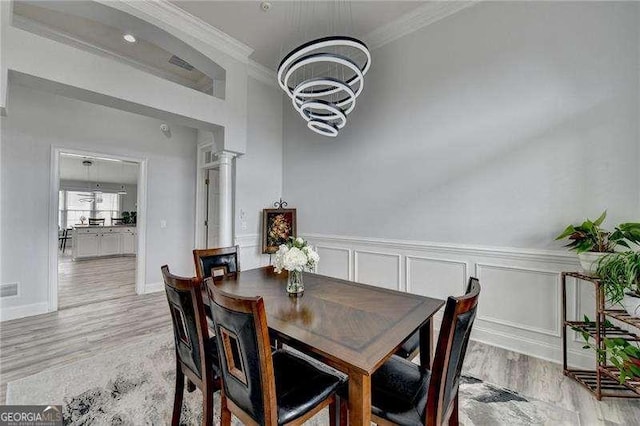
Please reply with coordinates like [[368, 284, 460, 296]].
[[172, 367, 185, 426], [220, 392, 232, 426], [202, 386, 214, 426], [329, 397, 337, 426], [448, 391, 459, 426], [187, 379, 196, 393]]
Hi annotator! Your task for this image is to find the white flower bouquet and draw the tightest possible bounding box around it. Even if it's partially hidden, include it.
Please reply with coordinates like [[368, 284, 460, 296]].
[[274, 237, 319, 273], [273, 237, 319, 295]]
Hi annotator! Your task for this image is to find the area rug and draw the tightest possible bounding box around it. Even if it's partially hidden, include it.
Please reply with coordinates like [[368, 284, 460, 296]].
[[6, 333, 579, 425]]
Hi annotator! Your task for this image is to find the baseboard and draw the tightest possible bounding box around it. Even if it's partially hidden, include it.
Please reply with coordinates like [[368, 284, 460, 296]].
[[0, 302, 49, 321], [143, 282, 163, 294]]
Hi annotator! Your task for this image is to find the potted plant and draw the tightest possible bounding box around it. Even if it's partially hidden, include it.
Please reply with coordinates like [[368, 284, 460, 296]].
[[573, 320, 640, 384], [555, 211, 640, 273], [597, 251, 640, 318]]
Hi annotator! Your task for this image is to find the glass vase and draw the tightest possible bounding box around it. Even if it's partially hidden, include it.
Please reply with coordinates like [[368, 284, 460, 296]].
[[286, 270, 304, 296]]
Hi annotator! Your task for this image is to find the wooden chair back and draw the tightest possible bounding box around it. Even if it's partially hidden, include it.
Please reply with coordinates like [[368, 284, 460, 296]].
[[205, 278, 278, 425], [424, 278, 480, 425], [193, 246, 240, 281], [161, 265, 213, 383]]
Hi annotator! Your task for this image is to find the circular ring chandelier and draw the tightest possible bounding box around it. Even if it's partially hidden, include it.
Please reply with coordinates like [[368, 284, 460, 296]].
[[277, 36, 371, 138]]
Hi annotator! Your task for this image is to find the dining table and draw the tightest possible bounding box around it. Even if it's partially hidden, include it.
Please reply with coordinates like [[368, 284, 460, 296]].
[[206, 267, 445, 426]]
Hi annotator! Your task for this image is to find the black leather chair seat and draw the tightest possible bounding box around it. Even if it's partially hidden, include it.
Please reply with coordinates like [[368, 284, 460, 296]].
[[371, 355, 430, 426], [396, 331, 420, 359], [273, 350, 346, 425]]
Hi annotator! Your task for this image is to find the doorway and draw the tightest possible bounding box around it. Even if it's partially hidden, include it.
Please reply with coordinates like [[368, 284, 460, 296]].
[[49, 148, 147, 311]]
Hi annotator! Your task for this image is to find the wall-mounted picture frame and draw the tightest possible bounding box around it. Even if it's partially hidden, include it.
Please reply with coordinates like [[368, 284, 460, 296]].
[[262, 208, 297, 254]]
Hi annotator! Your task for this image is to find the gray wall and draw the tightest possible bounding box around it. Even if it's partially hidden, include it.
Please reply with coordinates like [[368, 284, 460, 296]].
[[235, 77, 283, 237], [234, 77, 284, 268], [1, 84, 198, 312], [283, 1, 639, 249]]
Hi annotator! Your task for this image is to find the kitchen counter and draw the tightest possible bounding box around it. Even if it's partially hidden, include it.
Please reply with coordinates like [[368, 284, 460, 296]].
[[72, 226, 137, 259], [73, 224, 136, 228]]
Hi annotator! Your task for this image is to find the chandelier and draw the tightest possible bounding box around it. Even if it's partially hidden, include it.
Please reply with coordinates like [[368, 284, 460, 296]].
[[276, 4, 371, 138]]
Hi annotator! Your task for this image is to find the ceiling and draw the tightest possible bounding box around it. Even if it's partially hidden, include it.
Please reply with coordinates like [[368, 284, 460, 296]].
[[59, 155, 139, 185], [13, 1, 215, 93], [170, 1, 425, 69]]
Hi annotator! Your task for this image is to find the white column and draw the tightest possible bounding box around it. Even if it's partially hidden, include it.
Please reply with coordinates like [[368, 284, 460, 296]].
[[216, 150, 235, 247]]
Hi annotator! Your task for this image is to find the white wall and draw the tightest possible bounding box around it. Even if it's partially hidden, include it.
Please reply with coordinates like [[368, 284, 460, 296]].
[[234, 77, 283, 269], [284, 1, 639, 249], [0, 83, 198, 319], [283, 2, 640, 366]]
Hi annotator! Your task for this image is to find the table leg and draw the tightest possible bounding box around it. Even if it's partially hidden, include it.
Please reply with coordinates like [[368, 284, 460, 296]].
[[348, 371, 371, 426], [419, 318, 434, 370]]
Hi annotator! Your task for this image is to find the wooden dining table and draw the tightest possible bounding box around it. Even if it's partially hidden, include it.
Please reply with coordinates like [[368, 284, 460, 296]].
[[207, 267, 444, 426]]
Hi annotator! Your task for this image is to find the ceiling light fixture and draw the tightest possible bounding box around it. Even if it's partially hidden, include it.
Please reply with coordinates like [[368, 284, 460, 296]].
[[123, 34, 136, 43], [277, 4, 371, 138]]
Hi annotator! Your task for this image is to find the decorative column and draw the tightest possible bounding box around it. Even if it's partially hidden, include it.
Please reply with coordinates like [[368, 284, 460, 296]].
[[215, 150, 235, 247]]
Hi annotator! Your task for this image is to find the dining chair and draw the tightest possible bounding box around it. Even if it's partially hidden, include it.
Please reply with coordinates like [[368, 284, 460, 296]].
[[162, 265, 222, 426], [395, 277, 478, 360], [370, 278, 481, 426], [193, 246, 239, 281], [205, 278, 348, 426], [58, 228, 71, 254], [111, 217, 125, 225], [88, 218, 105, 226]]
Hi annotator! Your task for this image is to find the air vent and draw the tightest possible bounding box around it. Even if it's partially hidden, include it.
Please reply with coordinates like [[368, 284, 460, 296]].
[[169, 55, 194, 71], [0, 283, 18, 298]]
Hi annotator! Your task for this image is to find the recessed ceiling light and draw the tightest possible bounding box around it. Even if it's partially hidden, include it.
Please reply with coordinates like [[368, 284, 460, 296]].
[[123, 34, 136, 43]]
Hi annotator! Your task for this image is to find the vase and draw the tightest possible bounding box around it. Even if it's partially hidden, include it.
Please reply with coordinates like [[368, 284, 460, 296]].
[[287, 270, 304, 296], [577, 252, 608, 275], [622, 293, 640, 318]]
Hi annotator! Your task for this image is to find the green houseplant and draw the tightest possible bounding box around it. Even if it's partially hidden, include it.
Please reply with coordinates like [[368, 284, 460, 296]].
[[596, 251, 640, 317], [555, 211, 640, 273], [574, 319, 640, 384], [121, 211, 131, 224]]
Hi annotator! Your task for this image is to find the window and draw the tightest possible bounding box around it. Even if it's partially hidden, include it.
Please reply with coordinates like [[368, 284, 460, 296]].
[[95, 193, 120, 226], [58, 190, 120, 228]]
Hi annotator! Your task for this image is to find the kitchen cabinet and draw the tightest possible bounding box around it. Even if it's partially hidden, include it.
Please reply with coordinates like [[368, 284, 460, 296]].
[[72, 226, 137, 260], [121, 230, 136, 255]]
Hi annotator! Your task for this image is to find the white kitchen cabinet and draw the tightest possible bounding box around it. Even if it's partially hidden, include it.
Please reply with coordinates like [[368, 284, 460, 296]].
[[100, 233, 121, 256], [72, 226, 137, 259], [75, 232, 100, 257], [121, 230, 136, 255]]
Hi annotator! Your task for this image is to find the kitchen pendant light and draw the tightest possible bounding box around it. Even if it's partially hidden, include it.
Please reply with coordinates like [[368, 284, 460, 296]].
[[277, 2, 371, 137], [79, 160, 95, 203]]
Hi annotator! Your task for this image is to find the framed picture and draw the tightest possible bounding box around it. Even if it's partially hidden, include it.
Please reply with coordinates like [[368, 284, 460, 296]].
[[262, 208, 297, 254]]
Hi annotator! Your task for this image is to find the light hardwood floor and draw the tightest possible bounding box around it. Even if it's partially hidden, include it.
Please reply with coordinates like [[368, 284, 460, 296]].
[[58, 251, 137, 309], [2, 287, 639, 423]]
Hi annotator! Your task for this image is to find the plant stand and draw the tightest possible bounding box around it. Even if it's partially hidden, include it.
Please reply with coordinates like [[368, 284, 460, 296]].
[[562, 272, 640, 400]]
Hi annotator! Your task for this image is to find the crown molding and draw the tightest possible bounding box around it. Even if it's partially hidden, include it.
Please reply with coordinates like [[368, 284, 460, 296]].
[[97, 0, 254, 64], [247, 59, 278, 89], [364, 1, 479, 50]]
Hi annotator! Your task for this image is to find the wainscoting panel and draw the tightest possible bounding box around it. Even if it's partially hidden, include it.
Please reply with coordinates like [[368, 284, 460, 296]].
[[304, 233, 593, 368], [316, 246, 351, 280], [475, 263, 561, 338], [354, 250, 401, 290], [406, 256, 468, 301]]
